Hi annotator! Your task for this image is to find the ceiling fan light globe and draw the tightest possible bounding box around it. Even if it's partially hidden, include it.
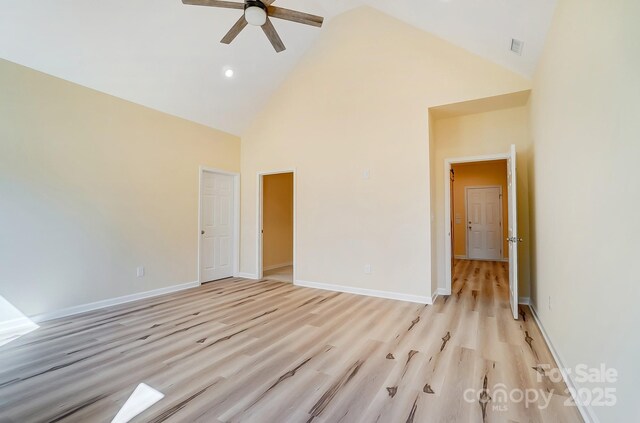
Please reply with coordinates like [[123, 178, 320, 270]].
[[245, 6, 267, 26]]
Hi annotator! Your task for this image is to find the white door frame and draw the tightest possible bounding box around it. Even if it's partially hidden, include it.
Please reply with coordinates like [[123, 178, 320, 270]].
[[464, 185, 504, 261], [443, 153, 509, 294], [198, 166, 240, 285], [256, 169, 297, 281]]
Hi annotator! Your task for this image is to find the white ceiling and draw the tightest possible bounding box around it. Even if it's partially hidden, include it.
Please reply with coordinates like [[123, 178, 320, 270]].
[[0, 0, 557, 135]]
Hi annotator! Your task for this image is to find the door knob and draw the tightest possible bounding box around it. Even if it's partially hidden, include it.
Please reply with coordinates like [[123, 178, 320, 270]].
[[201, 230, 205, 235]]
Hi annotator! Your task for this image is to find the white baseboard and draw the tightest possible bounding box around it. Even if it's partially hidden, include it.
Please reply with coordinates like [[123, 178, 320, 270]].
[[295, 280, 432, 305], [30, 280, 200, 323], [528, 304, 599, 423], [262, 262, 293, 271], [437, 287, 450, 296], [432, 287, 450, 302], [518, 296, 531, 305], [235, 272, 259, 279]]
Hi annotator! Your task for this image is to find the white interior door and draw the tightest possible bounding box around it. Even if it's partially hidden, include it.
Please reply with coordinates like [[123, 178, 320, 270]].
[[507, 145, 519, 319], [467, 187, 502, 261], [200, 172, 234, 282]]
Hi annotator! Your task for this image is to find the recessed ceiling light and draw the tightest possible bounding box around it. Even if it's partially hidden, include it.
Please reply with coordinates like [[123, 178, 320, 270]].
[[224, 68, 234, 78]]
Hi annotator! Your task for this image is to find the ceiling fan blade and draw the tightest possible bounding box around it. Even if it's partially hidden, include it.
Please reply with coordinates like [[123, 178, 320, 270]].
[[261, 17, 286, 53], [221, 15, 248, 44], [182, 0, 244, 9], [267, 6, 324, 28]]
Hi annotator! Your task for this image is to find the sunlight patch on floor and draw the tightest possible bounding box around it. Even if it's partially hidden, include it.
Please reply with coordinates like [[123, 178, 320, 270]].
[[0, 296, 39, 348], [112, 383, 164, 423]]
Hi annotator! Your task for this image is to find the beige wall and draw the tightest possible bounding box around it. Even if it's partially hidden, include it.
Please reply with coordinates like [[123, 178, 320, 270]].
[[262, 173, 293, 270], [529, 0, 640, 420], [0, 59, 240, 318], [240, 6, 530, 298], [451, 161, 508, 258], [431, 104, 532, 297]]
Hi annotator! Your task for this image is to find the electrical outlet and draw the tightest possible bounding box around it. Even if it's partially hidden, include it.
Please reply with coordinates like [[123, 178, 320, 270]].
[[364, 264, 372, 274], [137, 266, 145, 278]]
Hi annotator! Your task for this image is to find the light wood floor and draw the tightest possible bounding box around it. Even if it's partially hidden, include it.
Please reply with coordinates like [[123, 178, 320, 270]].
[[263, 265, 293, 283], [0, 260, 582, 422]]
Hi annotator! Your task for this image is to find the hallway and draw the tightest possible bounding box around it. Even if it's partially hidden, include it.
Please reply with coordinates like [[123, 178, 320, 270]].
[[429, 259, 583, 422]]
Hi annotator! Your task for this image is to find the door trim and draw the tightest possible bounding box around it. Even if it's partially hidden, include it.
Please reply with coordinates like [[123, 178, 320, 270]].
[[443, 153, 509, 295], [256, 169, 296, 282], [198, 166, 240, 285], [464, 185, 503, 261]]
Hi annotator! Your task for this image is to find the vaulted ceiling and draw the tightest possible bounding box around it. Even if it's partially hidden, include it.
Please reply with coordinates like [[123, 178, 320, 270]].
[[0, 0, 557, 135]]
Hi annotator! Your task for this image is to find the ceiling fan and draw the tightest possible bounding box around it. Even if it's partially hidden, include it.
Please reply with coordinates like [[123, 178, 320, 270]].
[[182, 0, 324, 53]]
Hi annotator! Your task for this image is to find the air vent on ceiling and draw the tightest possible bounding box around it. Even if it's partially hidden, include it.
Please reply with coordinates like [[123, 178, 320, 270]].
[[510, 38, 524, 55]]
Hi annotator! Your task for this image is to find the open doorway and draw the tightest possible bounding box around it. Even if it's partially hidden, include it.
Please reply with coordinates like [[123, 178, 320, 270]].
[[444, 146, 520, 319], [451, 160, 508, 262], [259, 172, 294, 283]]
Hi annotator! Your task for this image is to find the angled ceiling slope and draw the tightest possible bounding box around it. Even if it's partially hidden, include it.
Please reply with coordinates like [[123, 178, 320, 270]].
[[0, 0, 556, 135]]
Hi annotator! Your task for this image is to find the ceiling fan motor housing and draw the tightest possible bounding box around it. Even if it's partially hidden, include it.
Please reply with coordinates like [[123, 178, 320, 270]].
[[244, 0, 268, 26]]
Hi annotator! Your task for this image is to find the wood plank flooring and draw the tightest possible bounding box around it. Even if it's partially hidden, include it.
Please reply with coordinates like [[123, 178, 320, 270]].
[[0, 260, 582, 422], [262, 265, 293, 283]]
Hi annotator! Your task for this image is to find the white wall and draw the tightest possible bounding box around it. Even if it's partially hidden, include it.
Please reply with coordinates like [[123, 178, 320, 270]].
[[240, 7, 531, 298], [0, 59, 240, 318], [529, 0, 640, 420]]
